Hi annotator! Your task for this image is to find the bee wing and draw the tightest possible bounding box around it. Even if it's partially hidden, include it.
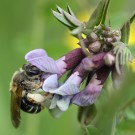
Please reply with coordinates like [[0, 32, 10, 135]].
[[10, 86, 22, 128]]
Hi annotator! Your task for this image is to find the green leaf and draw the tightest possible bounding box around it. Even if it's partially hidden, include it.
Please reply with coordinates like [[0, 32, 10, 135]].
[[121, 21, 130, 44], [56, 5, 82, 27], [115, 120, 135, 135], [130, 12, 135, 24], [78, 104, 97, 126], [67, 4, 76, 17], [56, 5, 63, 13], [63, 10, 82, 27], [86, 0, 107, 29], [53, 5, 83, 33], [52, 10, 74, 29], [121, 12, 135, 44], [87, 125, 98, 135], [129, 45, 135, 56], [101, 0, 111, 24]]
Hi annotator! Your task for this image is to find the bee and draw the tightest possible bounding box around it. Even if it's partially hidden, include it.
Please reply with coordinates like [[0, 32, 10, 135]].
[[21, 92, 52, 113], [21, 95, 42, 114], [10, 64, 44, 128]]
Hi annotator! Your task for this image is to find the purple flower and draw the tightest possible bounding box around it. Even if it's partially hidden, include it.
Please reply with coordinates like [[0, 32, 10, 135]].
[[24, 48, 114, 110], [25, 49, 61, 75], [24, 48, 86, 117], [25, 48, 85, 78], [72, 66, 110, 106], [42, 72, 83, 111]]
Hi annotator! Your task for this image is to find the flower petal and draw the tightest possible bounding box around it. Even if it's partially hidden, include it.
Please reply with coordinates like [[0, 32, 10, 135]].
[[42, 74, 59, 91], [49, 94, 59, 109], [47, 83, 80, 96], [25, 49, 60, 74], [57, 96, 71, 111], [72, 85, 102, 106], [65, 71, 82, 87], [55, 56, 67, 74], [72, 66, 110, 106], [25, 49, 48, 59]]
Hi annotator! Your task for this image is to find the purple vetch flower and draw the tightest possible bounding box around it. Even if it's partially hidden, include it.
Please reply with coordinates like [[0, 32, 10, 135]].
[[24, 48, 114, 111], [42, 52, 113, 110], [72, 66, 111, 106], [104, 52, 115, 66], [24, 48, 85, 117], [41, 59, 90, 115], [25, 48, 85, 78], [41, 73, 81, 116]]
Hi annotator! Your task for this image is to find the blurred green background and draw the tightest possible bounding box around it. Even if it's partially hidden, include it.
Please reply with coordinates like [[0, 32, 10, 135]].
[[0, 0, 135, 135]]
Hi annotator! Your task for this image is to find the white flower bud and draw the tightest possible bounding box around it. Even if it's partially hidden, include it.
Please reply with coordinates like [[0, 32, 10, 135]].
[[104, 53, 115, 66], [88, 41, 101, 53], [106, 37, 113, 43], [89, 32, 98, 42]]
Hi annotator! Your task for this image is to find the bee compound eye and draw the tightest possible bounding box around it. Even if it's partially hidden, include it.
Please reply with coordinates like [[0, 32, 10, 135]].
[[28, 67, 41, 76]]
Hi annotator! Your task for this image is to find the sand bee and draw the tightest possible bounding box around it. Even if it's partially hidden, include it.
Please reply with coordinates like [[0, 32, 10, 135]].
[[10, 64, 45, 128]]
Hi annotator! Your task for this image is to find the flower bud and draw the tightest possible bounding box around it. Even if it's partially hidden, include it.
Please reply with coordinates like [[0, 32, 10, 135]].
[[82, 52, 106, 71], [104, 53, 115, 66], [105, 37, 113, 43], [78, 105, 97, 126], [88, 32, 98, 42], [112, 36, 121, 42], [88, 41, 101, 53]]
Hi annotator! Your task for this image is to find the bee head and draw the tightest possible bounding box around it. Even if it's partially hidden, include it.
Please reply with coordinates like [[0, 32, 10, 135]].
[[22, 64, 42, 77]]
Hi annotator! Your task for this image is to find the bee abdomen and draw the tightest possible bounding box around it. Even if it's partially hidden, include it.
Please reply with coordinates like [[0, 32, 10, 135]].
[[21, 96, 42, 113]]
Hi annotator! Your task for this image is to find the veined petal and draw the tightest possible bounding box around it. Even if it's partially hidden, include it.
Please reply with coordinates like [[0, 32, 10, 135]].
[[57, 96, 71, 111], [25, 49, 60, 74], [42, 74, 59, 91], [25, 49, 48, 59], [47, 83, 80, 96], [65, 71, 82, 87], [49, 94, 59, 109], [55, 56, 67, 74], [72, 84, 102, 106], [72, 66, 110, 106]]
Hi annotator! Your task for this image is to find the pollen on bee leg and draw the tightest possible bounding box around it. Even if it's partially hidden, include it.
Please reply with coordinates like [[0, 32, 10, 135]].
[[34, 82, 43, 89]]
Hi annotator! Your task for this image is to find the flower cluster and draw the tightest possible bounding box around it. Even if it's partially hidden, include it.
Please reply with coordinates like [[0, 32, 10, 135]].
[[23, 42, 126, 117], [14, 0, 135, 119]]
